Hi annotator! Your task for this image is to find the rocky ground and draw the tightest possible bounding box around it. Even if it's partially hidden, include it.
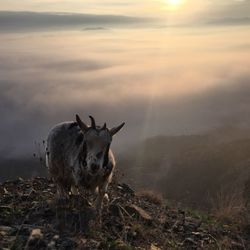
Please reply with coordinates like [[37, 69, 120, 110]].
[[0, 177, 249, 249]]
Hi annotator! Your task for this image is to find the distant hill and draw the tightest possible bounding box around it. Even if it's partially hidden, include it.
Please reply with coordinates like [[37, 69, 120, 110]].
[[119, 127, 250, 209]]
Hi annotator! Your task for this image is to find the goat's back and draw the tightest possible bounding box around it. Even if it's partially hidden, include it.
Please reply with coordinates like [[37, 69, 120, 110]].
[[46, 122, 83, 182]]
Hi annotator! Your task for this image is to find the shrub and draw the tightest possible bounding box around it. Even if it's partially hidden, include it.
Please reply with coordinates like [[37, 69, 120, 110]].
[[210, 188, 246, 222]]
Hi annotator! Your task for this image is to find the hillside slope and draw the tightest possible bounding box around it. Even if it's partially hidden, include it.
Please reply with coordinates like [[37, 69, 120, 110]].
[[120, 127, 250, 208], [0, 177, 249, 249]]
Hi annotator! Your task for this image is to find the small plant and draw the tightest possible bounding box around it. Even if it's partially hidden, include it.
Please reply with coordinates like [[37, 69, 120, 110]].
[[186, 208, 214, 224], [210, 188, 246, 222]]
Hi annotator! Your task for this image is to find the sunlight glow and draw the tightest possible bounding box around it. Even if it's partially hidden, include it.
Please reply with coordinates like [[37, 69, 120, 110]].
[[164, 0, 185, 10], [168, 0, 183, 5]]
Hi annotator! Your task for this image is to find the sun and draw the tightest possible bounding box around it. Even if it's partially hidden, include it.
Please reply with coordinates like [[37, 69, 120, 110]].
[[165, 0, 185, 9], [167, 0, 183, 5]]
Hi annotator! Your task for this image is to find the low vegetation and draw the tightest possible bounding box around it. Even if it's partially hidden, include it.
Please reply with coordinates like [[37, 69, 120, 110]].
[[210, 188, 246, 222], [0, 177, 249, 249]]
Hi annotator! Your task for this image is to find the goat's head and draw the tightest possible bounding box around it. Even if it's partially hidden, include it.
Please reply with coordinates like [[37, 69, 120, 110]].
[[76, 114, 125, 175]]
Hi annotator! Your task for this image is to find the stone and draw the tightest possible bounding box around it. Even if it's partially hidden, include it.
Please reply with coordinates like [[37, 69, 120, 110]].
[[125, 204, 152, 222], [26, 228, 47, 249], [150, 244, 161, 250], [117, 183, 135, 196]]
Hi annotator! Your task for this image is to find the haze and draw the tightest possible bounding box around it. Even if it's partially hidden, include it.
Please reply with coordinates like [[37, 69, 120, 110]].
[[0, 0, 250, 158]]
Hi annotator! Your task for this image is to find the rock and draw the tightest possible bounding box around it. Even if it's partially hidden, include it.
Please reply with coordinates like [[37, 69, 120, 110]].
[[26, 228, 47, 249], [47, 240, 56, 249], [53, 235, 59, 241], [183, 237, 197, 245], [191, 231, 203, 239], [47, 235, 60, 250], [117, 183, 135, 196], [125, 204, 152, 223], [3, 187, 9, 194], [150, 244, 161, 250]]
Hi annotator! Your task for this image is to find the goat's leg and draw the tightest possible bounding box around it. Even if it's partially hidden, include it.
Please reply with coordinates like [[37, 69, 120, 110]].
[[56, 182, 70, 205], [77, 186, 93, 207], [95, 171, 113, 214], [95, 183, 109, 219], [70, 185, 79, 195]]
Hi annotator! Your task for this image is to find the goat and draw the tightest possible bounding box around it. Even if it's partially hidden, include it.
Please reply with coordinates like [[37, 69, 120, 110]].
[[46, 114, 125, 214]]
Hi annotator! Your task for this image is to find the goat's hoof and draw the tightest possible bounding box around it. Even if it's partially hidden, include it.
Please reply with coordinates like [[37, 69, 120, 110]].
[[103, 193, 109, 204]]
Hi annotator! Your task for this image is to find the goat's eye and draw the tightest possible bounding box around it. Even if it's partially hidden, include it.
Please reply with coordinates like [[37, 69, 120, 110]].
[[96, 151, 103, 159]]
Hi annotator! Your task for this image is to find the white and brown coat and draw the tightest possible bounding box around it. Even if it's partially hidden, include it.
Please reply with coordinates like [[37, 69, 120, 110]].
[[46, 115, 125, 212]]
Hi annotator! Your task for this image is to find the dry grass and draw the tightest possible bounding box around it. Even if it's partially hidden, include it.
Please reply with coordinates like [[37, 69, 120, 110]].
[[136, 190, 164, 206], [218, 235, 247, 250], [210, 188, 246, 222]]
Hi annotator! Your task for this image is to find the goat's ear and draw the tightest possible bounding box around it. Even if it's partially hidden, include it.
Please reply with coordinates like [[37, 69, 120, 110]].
[[110, 122, 125, 136], [76, 114, 88, 131]]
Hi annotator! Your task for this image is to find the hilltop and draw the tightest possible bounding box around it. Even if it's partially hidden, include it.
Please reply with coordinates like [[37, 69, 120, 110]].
[[0, 177, 249, 249]]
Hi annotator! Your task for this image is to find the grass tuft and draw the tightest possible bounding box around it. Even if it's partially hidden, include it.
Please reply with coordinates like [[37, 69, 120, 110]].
[[210, 188, 246, 222]]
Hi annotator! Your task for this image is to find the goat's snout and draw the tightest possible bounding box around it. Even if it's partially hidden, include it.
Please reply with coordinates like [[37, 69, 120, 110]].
[[91, 163, 99, 173]]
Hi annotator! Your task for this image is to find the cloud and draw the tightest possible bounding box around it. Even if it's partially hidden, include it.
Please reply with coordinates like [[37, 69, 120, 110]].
[[1, 1, 250, 31], [203, 17, 250, 26], [0, 24, 249, 157], [1, 70, 250, 157], [0, 56, 111, 72], [210, 1, 250, 19], [0, 1, 156, 16], [193, 0, 250, 26], [0, 11, 152, 32], [41, 60, 112, 72]]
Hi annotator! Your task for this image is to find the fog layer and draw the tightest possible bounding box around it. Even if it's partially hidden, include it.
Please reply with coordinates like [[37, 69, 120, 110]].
[[0, 14, 249, 157]]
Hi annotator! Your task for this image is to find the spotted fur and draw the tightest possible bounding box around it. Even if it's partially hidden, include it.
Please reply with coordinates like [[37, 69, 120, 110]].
[[46, 116, 124, 215]]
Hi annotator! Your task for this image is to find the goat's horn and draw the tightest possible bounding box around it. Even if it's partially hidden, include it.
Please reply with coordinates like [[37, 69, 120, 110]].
[[101, 123, 107, 130], [89, 115, 96, 129]]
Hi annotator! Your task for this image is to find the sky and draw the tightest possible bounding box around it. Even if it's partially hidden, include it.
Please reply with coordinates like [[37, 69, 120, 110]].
[[0, 0, 250, 157], [1, 0, 250, 21]]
